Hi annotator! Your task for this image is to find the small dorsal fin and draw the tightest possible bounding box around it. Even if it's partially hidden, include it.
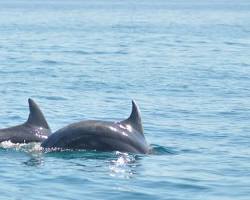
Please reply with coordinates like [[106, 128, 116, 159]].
[[26, 98, 50, 130], [121, 100, 144, 134]]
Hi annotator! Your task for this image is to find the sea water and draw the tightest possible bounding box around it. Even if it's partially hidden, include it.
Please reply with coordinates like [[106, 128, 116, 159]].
[[0, 0, 250, 199]]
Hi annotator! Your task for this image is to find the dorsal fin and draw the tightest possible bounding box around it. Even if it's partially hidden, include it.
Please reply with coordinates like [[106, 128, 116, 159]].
[[121, 100, 144, 134], [26, 98, 50, 130]]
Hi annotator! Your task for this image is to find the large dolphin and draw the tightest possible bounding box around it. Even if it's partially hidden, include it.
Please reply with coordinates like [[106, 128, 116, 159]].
[[42, 101, 149, 154], [0, 99, 51, 143]]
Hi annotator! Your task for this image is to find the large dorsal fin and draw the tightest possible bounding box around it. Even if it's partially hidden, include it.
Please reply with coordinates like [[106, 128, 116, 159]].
[[26, 98, 50, 130], [121, 100, 144, 134]]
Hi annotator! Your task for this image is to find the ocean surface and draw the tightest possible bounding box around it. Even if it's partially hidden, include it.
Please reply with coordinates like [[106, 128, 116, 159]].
[[0, 0, 250, 199]]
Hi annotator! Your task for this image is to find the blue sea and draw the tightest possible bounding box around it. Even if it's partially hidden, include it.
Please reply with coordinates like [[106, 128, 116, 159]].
[[1, 0, 250, 199]]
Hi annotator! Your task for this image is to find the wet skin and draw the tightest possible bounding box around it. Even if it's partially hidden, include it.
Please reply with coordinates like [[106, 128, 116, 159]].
[[42, 101, 149, 154], [0, 99, 51, 143]]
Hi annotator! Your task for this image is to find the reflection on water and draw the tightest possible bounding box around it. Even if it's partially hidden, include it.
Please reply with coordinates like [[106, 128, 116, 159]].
[[23, 154, 44, 167], [0, 140, 174, 179], [43, 150, 142, 179]]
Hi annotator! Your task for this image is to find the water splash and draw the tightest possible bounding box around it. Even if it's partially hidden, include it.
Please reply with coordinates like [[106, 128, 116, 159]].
[[0, 141, 42, 153], [109, 152, 138, 178]]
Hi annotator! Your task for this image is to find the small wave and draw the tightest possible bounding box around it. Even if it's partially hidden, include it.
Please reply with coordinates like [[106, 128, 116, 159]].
[[45, 96, 68, 101], [23, 156, 44, 167], [224, 41, 249, 47], [41, 59, 58, 65], [63, 50, 127, 55], [32, 95, 68, 101], [62, 50, 90, 55], [149, 144, 178, 155]]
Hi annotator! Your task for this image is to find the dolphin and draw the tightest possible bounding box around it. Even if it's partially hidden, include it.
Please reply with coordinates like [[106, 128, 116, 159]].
[[42, 100, 149, 154], [0, 99, 51, 143]]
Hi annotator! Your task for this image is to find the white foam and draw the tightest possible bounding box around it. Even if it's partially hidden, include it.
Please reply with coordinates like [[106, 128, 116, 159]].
[[0, 141, 43, 153], [109, 152, 135, 178]]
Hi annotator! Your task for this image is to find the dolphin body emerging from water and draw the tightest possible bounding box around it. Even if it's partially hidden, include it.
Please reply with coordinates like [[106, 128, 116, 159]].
[[0, 99, 51, 143], [42, 101, 149, 154]]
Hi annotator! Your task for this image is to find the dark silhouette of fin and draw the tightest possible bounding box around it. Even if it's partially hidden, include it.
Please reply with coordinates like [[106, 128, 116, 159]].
[[121, 100, 144, 134], [26, 98, 50, 130]]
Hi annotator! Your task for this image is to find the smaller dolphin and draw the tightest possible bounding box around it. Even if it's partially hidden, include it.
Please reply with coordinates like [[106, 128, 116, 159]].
[[42, 101, 149, 154], [0, 99, 51, 143]]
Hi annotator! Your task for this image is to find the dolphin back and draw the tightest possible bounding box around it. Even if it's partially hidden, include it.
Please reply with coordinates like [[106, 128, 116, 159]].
[[41, 100, 148, 153]]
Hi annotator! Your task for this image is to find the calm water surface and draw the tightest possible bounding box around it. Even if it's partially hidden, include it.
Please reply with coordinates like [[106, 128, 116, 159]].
[[0, 0, 250, 199]]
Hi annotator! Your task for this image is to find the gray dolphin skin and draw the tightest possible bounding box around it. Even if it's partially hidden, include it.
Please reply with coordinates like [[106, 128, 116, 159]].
[[0, 99, 51, 143], [42, 101, 149, 154]]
